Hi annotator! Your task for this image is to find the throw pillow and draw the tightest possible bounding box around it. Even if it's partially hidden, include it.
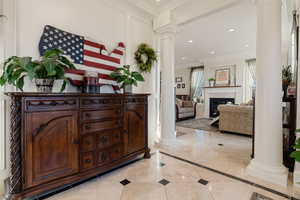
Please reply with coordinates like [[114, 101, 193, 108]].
[[183, 101, 193, 107], [176, 98, 183, 107]]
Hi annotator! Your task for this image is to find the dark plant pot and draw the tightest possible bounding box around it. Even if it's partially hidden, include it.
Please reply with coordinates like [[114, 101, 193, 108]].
[[124, 85, 132, 94], [35, 79, 54, 93], [282, 80, 290, 99]]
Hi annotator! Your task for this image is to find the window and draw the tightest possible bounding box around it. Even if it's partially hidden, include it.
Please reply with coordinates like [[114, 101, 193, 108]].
[[244, 59, 256, 102], [190, 66, 204, 101]]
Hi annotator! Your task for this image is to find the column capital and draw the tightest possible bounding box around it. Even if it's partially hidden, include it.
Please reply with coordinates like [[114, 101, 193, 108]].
[[155, 24, 178, 36]]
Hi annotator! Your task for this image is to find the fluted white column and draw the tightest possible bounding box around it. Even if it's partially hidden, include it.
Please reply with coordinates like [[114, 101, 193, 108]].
[[158, 26, 177, 144], [246, 0, 288, 186]]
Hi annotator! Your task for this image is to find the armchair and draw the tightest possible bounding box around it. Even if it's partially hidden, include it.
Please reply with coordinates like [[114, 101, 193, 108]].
[[176, 98, 197, 121]]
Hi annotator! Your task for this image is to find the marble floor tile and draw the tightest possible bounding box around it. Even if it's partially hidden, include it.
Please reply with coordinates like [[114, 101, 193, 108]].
[[120, 183, 167, 200], [165, 182, 214, 200], [43, 125, 300, 200]]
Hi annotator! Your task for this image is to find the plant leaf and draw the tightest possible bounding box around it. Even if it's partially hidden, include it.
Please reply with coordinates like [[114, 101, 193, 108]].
[[60, 78, 69, 92], [132, 72, 144, 81], [16, 76, 25, 91]]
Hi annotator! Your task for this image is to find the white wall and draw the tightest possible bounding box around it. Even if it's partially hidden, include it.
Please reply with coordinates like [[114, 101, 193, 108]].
[[175, 68, 191, 96], [175, 52, 254, 104], [0, 0, 155, 195]]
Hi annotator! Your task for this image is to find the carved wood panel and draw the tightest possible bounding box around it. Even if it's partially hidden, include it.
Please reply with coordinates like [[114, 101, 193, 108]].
[[9, 96, 22, 194], [24, 111, 79, 188], [124, 104, 146, 154]]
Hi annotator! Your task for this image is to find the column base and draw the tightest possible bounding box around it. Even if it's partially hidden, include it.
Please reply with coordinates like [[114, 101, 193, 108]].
[[157, 131, 177, 146], [246, 159, 288, 187]]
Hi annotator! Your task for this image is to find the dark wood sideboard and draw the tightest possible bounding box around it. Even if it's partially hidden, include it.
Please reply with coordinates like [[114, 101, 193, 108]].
[[4, 93, 150, 200]]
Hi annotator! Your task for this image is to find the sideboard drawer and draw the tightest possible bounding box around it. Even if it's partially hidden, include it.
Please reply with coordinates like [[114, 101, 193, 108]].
[[110, 145, 123, 161], [81, 135, 95, 152], [82, 108, 122, 121], [80, 152, 95, 171], [96, 144, 123, 166], [25, 97, 79, 112], [80, 97, 122, 109], [82, 120, 122, 134], [96, 129, 122, 149], [111, 129, 122, 145], [97, 151, 110, 166], [97, 132, 110, 149]]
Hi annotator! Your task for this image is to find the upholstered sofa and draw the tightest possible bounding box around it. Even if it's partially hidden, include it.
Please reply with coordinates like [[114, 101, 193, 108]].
[[176, 98, 197, 121], [218, 104, 253, 135]]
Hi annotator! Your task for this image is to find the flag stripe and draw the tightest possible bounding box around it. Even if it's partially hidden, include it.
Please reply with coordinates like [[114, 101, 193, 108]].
[[65, 69, 85, 75], [84, 50, 120, 64], [99, 74, 115, 81], [83, 60, 117, 71], [112, 49, 123, 55], [84, 40, 106, 50], [84, 55, 120, 68]]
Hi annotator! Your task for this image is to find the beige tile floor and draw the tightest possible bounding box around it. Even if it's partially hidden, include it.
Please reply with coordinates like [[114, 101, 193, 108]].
[[44, 127, 300, 200]]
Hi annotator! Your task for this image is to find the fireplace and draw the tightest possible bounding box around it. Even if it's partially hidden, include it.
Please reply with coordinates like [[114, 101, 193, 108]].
[[209, 98, 235, 118]]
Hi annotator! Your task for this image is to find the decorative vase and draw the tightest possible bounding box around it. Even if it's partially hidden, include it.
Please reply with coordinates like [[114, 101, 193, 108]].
[[124, 85, 132, 94], [209, 80, 215, 87], [35, 79, 54, 93]]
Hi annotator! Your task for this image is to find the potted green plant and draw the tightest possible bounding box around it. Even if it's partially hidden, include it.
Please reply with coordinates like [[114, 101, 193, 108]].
[[0, 49, 76, 92], [290, 129, 300, 161], [110, 65, 144, 93], [282, 65, 292, 98], [208, 78, 215, 87]]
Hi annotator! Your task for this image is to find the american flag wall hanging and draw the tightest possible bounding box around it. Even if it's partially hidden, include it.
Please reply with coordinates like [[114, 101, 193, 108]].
[[39, 25, 126, 91]]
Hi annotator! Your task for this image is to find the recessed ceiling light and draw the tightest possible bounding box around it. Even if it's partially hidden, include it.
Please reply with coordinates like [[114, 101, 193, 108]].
[[210, 51, 216, 55], [181, 57, 186, 60], [187, 40, 193, 43], [156, 0, 161, 2], [228, 28, 236, 32], [245, 44, 249, 48]]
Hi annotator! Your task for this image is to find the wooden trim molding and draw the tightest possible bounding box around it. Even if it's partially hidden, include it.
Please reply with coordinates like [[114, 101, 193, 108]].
[[0, 98, 6, 170], [203, 86, 242, 89]]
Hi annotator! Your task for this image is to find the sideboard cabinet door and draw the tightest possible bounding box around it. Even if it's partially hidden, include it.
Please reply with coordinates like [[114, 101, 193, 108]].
[[125, 104, 146, 154], [24, 111, 79, 188]]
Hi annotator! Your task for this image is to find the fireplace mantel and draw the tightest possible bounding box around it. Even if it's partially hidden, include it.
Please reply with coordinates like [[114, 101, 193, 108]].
[[204, 86, 242, 118], [203, 85, 242, 89]]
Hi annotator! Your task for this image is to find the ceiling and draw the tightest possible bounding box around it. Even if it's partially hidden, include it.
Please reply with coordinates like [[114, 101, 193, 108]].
[[175, 0, 257, 67], [126, 0, 192, 15]]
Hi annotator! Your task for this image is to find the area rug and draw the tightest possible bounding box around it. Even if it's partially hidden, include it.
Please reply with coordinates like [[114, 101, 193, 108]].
[[176, 118, 218, 132]]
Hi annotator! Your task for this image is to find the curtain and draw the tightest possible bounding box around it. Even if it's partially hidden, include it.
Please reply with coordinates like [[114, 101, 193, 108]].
[[291, 11, 298, 82], [190, 66, 204, 101], [244, 59, 256, 102]]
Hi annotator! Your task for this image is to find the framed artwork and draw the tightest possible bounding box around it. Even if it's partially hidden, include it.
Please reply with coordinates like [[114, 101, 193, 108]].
[[177, 84, 181, 89], [175, 77, 183, 83], [182, 83, 185, 89], [215, 68, 230, 86]]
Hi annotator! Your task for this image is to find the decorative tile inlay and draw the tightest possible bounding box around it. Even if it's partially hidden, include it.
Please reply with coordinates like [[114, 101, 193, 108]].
[[158, 179, 170, 186], [198, 179, 209, 185], [250, 192, 273, 200], [120, 179, 131, 186], [159, 162, 166, 167]]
